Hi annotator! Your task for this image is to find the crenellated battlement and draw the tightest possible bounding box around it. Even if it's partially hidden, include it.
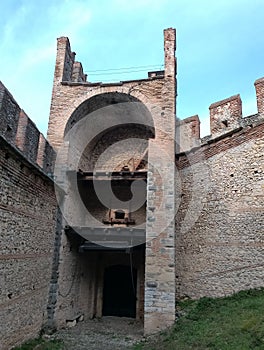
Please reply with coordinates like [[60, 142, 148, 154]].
[[0, 81, 56, 176], [176, 77, 264, 153], [55, 37, 87, 83]]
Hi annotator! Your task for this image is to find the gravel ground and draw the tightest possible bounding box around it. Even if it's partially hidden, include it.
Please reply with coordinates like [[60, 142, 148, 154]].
[[53, 316, 144, 350]]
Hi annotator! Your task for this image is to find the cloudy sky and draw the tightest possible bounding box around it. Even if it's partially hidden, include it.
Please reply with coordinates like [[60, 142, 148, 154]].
[[1, 0, 264, 137]]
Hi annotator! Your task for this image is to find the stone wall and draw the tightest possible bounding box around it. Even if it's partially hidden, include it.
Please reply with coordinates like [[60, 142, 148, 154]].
[[175, 121, 264, 299], [0, 83, 57, 349], [175, 78, 264, 299]]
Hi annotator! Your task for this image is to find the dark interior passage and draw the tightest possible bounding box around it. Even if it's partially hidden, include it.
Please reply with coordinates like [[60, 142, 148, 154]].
[[102, 265, 137, 318]]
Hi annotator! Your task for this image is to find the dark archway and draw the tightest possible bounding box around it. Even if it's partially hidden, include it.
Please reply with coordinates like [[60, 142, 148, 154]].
[[64, 92, 154, 137], [102, 265, 137, 318]]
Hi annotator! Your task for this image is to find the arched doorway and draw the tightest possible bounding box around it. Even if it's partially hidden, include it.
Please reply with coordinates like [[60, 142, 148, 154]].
[[102, 265, 137, 318]]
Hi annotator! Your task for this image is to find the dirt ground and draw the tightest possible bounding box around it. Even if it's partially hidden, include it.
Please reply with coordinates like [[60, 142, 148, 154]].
[[53, 316, 144, 350]]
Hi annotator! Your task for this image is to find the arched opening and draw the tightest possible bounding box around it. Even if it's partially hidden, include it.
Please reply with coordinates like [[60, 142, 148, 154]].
[[64, 92, 154, 138], [64, 92, 155, 173], [102, 265, 137, 318], [59, 91, 151, 325]]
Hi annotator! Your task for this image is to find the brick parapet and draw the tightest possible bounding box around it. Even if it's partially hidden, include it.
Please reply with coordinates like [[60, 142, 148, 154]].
[[55, 37, 75, 83], [209, 94, 242, 135], [0, 82, 56, 176], [16, 109, 40, 163], [176, 81, 264, 153], [72, 62, 87, 82], [37, 133, 56, 175], [176, 121, 264, 169], [0, 81, 20, 145], [176, 115, 200, 153]]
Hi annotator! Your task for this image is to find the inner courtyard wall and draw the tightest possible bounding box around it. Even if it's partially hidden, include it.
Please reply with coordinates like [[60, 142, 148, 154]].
[[0, 83, 57, 350], [175, 93, 264, 299]]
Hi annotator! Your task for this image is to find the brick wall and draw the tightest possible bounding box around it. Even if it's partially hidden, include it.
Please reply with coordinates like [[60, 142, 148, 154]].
[[47, 28, 177, 335], [175, 122, 264, 299], [255, 77, 264, 116], [0, 82, 57, 349], [0, 81, 20, 144], [0, 139, 57, 349], [15, 110, 40, 163]]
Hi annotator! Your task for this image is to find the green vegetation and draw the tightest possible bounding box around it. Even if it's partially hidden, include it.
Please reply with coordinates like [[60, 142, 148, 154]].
[[13, 337, 63, 350], [134, 288, 264, 350]]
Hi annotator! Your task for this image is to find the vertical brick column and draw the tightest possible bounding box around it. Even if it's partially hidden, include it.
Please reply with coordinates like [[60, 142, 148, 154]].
[[255, 77, 264, 116], [144, 28, 176, 335], [47, 37, 75, 149], [54, 37, 75, 83]]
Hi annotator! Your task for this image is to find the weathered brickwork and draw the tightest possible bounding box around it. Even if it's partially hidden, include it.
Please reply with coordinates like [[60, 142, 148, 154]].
[[37, 133, 56, 174], [209, 94, 242, 136], [175, 123, 264, 298], [0, 139, 57, 349], [0, 81, 20, 144], [78, 124, 152, 172], [0, 83, 58, 349]]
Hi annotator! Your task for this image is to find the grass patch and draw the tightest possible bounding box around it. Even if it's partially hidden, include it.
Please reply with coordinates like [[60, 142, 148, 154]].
[[135, 288, 264, 349], [13, 337, 63, 350]]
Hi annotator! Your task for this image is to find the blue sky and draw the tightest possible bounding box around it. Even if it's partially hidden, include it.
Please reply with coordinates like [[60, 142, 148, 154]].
[[1, 0, 264, 137]]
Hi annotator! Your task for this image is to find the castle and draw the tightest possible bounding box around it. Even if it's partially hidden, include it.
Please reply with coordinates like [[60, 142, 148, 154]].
[[0, 28, 263, 349]]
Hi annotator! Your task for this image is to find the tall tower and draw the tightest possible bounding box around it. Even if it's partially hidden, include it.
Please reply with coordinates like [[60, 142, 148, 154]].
[[47, 28, 176, 334]]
